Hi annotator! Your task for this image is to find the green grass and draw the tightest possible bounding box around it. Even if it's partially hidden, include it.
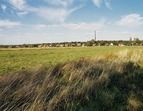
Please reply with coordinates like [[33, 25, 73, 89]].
[[0, 50, 143, 111], [0, 46, 143, 74]]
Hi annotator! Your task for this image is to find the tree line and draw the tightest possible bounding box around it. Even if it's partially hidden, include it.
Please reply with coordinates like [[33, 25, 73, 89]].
[[0, 39, 143, 48]]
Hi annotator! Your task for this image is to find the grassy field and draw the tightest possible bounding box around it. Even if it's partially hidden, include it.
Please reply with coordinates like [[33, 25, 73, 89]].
[[0, 46, 143, 75], [0, 46, 143, 111]]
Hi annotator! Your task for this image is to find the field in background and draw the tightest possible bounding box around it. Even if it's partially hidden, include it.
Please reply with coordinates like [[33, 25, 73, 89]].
[[0, 46, 143, 111], [0, 46, 143, 75]]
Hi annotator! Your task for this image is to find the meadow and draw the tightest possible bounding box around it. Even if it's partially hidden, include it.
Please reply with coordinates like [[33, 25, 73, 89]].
[[0, 46, 143, 111], [0, 46, 143, 75]]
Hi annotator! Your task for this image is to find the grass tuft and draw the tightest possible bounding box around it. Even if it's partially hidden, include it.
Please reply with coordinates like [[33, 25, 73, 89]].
[[0, 51, 143, 111]]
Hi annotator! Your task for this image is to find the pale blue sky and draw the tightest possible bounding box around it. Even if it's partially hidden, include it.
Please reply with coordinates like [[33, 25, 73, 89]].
[[0, 0, 143, 44]]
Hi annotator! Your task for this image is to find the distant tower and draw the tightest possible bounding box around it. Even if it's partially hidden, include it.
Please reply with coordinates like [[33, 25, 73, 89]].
[[132, 33, 134, 40], [94, 30, 96, 41], [130, 37, 132, 41]]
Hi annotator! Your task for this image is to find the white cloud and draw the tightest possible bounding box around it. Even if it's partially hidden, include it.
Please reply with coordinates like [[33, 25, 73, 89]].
[[104, 0, 111, 9], [93, 0, 102, 8], [0, 20, 21, 28], [93, 0, 111, 9], [117, 14, 143, 27], [46, 21, 106, 30], [9, 0, 28, 16], [1, 4, 7, 12], [34, 24, 47, 30], [9, 0, 26, 10], [44, 0, 74, 7], [62, 22, 105, 30], [17, 11, 29, 16], [9, 0, 82, 23], [31, 20, 106, 32], [33, 6, 82, 23], [36, 8, 71, 22]]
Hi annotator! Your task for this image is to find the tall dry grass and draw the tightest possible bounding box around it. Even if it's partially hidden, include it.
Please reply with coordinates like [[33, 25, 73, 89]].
[[0, 50, 143, 111]]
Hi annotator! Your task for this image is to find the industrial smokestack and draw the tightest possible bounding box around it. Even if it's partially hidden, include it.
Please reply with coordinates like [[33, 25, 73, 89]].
[[94, 31, 96, 41]]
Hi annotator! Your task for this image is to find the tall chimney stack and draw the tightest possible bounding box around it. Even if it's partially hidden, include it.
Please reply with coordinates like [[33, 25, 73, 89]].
[[94, 30, 96, 41]]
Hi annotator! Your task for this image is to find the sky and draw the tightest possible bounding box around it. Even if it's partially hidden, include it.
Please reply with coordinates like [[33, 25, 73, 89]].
[[0, 0, 143, 45]]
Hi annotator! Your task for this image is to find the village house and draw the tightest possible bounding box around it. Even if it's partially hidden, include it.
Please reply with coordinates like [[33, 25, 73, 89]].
[[82, 43, 85, 47], [110, 43, 114, 46], [59, 43, 65, 47], [105, 43, 109, 46], [65, 43, 69, 47], [38, 44, 43, 48], [118, 43, 124, 46], [56, 44, 60, 47], [77, 42, 82, 47], [71, 43, 76, 47]]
